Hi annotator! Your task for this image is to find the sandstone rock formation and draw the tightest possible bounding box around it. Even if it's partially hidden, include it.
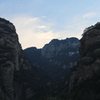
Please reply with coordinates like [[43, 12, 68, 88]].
[[68, 23, 100, 100]]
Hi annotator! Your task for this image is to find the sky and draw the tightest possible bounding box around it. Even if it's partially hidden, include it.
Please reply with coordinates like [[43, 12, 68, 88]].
[[0, 0, 100, 49]]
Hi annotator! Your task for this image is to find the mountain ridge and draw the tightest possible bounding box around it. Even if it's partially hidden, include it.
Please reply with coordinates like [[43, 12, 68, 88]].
[[0, 17, 100, 100]]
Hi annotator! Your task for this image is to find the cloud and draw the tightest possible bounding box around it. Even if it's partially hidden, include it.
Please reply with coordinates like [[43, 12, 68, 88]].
[[11, 16, 59, 49], [10, 12, 99, 49], [83, 12, 97, 19], [10, 15, 86, 49], [63, 12, 99, 39]]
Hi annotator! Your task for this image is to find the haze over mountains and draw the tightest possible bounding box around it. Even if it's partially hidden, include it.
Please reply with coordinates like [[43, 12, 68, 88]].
[[0, 18, 100, 100]]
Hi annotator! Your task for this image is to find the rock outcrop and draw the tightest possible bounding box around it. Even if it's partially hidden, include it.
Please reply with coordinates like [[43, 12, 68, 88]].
[[68, 23, 100, 100], [0, 18, 31, 100]]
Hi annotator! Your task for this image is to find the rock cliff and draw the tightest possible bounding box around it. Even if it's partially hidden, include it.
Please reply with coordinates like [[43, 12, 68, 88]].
[[68, 22, 100, 100], [0, 18, 31, 100]]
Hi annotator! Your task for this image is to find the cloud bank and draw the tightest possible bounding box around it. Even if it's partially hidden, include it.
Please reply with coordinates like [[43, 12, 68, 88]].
[[11, 16, 60, 49], [11, 12, 99, 49]]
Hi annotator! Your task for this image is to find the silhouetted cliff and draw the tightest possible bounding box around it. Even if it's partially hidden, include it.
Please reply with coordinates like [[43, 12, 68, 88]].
[[0, 18, 34, 100], [68, 22, 100, 100]]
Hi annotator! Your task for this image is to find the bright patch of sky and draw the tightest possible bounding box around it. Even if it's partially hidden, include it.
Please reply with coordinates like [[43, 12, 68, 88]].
[[0, 0, 100, 48]]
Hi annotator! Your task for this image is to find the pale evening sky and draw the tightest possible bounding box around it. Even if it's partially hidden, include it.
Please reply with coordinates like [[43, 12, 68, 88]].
[[0, 0, 100, 48]]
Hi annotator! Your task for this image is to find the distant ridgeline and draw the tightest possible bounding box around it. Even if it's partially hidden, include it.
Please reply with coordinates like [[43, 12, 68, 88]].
[[24, 37, 80, 98], [0, 17, 100, 100], [24, 38, 80, 86]]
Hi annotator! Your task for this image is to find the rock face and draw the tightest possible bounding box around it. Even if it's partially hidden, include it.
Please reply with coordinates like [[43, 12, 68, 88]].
[[68, 23, 100, 100], [24, 38, 80, 79], [24, 38, 80, 96], [41, 38, 80, 80], [0, 18, 30, 100]]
